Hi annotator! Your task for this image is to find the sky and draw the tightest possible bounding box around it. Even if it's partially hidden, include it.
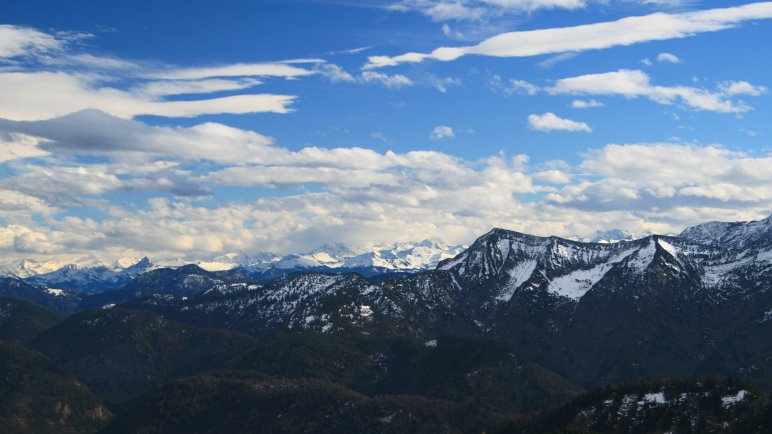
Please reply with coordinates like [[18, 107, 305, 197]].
[[0, 0, 771, 262]]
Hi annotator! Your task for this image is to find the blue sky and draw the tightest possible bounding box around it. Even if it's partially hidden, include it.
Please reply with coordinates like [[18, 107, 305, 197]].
[[0, 0, 771, 261]]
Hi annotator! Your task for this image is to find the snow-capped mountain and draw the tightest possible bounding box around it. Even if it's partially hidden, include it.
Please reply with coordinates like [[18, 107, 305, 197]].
[[0, 240, 462, 292], [0, 259, 77, 279], [200, 240, 465, 275], [23, 257, 155, 293], [196, 252, 281, 272], [116, 214, 772, 389], [679, 214, 772, 249], [585, 228, 651, 243], [4, 214, 772, 431], [343, 240, 465, 271]]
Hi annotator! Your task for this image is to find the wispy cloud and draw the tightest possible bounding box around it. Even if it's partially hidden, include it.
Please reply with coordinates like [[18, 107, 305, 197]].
[[365, 2, 772, 68], [571, 99, 604, 108], [388, 0, 587, 22]]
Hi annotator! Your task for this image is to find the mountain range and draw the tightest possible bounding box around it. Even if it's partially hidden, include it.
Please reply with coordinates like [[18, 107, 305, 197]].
[[1, 214, 771, 432], [0, 239, 466, 292]]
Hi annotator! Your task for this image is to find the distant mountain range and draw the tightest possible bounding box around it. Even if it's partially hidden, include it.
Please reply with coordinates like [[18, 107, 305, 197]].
[[0, 240, 465, 292]]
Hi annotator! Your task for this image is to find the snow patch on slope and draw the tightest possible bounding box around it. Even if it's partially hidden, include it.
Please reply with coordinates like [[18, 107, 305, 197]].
[[657, 239, 678, 257], [548, 248, 636, 300], [496, 259, 537, 302], [628, 240, 656, 271], [721, 390, 749, 408]]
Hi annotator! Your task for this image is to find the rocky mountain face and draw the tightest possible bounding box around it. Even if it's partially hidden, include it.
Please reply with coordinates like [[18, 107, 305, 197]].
[[0, 276, 81, 315], [679, 215, 772, 249], [76, 264, 261, 311]]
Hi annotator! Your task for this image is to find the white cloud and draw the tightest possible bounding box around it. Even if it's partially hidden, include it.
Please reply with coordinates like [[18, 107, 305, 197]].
[[719, 80, 768, 96], [547, 143, 772, 211], [3, 133, 772, 261], [656, 52, 681, 63], [151, 62, 316, 80], [315, 63, 357, 83], [0, 133, 50, 163], [0, 189, 53, 220], [430, 125, 455, 140], [0, 110, 276, 165], [0, 25, 67, 58], [371, 132, 388, 142], [316, 63, 421, 89], [0, 71, 296, 120], [528, 112, 592, 132], [489, 75, 540, 95], [442, 23, 465, 39], [360, 71, 414, 88], [427, 74, 462, 92], [365, 2, 772, 68], [537, 52, 580, 69], [549, 69, 761, 113], [135, 78, 263, 96], [329, 46, 372, 55], [533, 169, 573, 184], [389, 0, 587, 22], [571, 99, 604, 108], [0, 25, 320, 120]]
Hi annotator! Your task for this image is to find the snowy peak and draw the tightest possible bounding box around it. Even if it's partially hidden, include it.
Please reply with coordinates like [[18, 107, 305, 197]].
[[0, 259, 69, 278], [347, 239, 464, 271], [591, 229, 637, 243], [21, 256, 156, 293], [227, 240, 464, 274], [679, 214, 772, 249], [439, 229, 712, 303], [308, 242, 356, 258], [198, 251, 280, 272], [438, 228, 549, 282]]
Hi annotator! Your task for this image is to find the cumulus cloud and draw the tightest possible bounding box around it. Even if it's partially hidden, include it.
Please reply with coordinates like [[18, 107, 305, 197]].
[[546, 143, 772, 213], [718, 80, 768, 96], [528, 112, 592, 132], [2, 134, 772, 261], [365, 2, 772, 68], [656, 52, 681, 63], [430, 125, 455, 140], [0, 133, 50, 162]]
